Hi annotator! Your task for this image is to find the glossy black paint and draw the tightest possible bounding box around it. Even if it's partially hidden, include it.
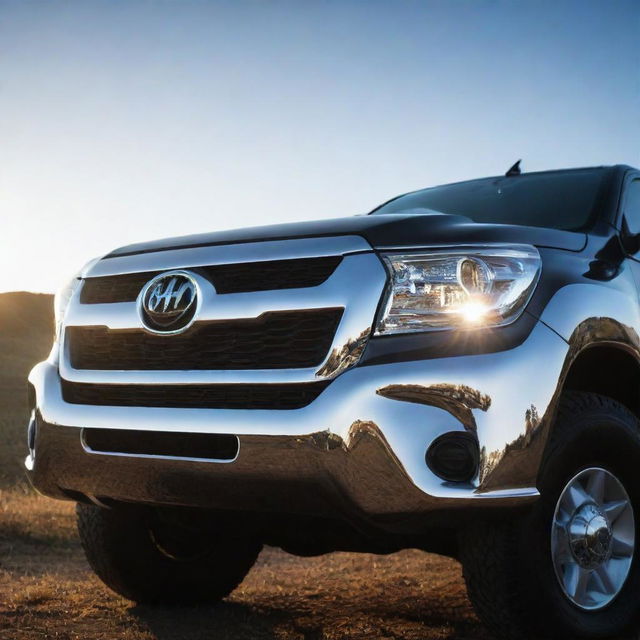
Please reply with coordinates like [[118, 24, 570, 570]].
[[105, 165, 632, 259], [102, 164, 640, 367], [371, 166, 618, 233], [106, 212, 588, 257]]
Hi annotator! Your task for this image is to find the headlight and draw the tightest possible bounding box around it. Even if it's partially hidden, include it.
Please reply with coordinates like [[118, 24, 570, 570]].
[[375, 245, 541, 335], [54, 257, 100, 340], [54, 275, 82, 339]]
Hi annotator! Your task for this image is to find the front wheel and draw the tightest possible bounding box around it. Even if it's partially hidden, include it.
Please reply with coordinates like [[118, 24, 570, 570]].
[[76, 503, 262, 604], [550, 466, 634, 612], [460, 392, 640, 640]]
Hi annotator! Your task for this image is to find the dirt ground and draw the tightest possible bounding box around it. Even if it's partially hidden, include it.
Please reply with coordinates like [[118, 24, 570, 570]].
[[0, 490, 490, 640]]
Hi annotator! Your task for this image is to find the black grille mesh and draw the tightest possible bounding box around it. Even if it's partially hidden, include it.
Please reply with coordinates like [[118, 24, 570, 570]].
[[66, 309, 343, 370], [80, 257, 342, 304], [63, 380, 330, 410]]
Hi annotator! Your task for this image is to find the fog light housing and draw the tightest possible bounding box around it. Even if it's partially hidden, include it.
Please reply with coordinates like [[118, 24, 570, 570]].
[[426, 432, 479, 483]]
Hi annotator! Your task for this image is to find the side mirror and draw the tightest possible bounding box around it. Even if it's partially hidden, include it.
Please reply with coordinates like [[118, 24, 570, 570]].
[[620, 215, 640, 255]]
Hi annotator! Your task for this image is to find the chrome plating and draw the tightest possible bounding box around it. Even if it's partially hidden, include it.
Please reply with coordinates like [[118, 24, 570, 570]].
[[60, 251, 387, 384], [29, 319, 573, 505], [137, 270, 202, 335], [87, 236, 372, 277], [551, 467, 635, 611], [31, 413, 539, 523], [376, 383, 491, 433]]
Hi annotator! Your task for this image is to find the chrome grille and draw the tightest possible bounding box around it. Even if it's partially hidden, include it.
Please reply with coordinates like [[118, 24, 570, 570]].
[[60, 236, 387, 398]]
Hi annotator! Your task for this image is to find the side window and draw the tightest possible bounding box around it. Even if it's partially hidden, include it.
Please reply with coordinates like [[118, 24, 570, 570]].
[[624, 179, 640, 235]]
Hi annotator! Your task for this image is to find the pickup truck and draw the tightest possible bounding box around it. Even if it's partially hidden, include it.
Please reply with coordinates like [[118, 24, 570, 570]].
[[27, 165, 640, 640]]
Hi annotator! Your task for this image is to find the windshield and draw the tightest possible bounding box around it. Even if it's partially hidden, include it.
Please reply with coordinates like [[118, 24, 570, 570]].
[[371, 168, 612, 231]]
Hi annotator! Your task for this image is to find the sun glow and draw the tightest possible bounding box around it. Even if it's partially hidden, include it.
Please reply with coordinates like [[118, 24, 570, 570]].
[[459, 301, 489, 324]]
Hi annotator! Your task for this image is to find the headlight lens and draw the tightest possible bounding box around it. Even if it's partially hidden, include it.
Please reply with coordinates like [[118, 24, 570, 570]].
[[54, 275, 81, 340], [53, 257, 100, 340], [375, 245, 541, 334]]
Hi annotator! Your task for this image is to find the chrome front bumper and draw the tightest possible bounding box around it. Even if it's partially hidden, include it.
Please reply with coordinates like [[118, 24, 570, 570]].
[[27, 318, 570, 528]]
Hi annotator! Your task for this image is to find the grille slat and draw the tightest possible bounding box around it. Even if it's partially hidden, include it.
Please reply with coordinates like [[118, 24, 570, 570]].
[[80, 256, 342, 304], [63, 380, 330, 410], [66, 309, 343, 370]]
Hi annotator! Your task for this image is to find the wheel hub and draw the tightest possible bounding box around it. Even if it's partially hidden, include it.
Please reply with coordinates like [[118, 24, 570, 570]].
[[551, 467, 635, 611], [567, 503, 612, 569]]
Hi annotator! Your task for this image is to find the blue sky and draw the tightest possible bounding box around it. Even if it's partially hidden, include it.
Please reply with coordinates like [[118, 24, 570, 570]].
[[1, 0, 638, 292]]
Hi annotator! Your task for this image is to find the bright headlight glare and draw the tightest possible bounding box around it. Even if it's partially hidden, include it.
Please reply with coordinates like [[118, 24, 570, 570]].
[[375, 245, 541, 335]]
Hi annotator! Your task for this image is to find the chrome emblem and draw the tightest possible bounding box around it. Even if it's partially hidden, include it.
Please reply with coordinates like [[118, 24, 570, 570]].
[[139, 271, 199, 333]]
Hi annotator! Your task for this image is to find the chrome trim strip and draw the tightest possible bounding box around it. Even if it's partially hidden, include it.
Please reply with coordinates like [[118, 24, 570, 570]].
[[60, 365, 323, 385], [87, 236, 372, 278], [80, 429, 240, 465], [60, 252, 387, 383], [472, 487, 540, 499]]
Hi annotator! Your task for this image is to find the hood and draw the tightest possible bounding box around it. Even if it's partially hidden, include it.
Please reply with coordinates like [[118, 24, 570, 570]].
[[105, 213, 586, 258]]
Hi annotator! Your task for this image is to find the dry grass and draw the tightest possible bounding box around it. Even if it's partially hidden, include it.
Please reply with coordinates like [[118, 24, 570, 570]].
[[0, 491, 489, 640], [0, 292, 54, 488]]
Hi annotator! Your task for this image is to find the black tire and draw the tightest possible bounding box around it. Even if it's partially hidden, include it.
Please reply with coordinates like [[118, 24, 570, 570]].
[[459, 391, 640, 640], [76, 503, 262, 604]]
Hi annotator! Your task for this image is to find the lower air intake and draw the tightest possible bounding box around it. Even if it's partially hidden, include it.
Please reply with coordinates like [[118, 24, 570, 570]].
[[62, 380, 330, 410], [82, 428, 239, 461]]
